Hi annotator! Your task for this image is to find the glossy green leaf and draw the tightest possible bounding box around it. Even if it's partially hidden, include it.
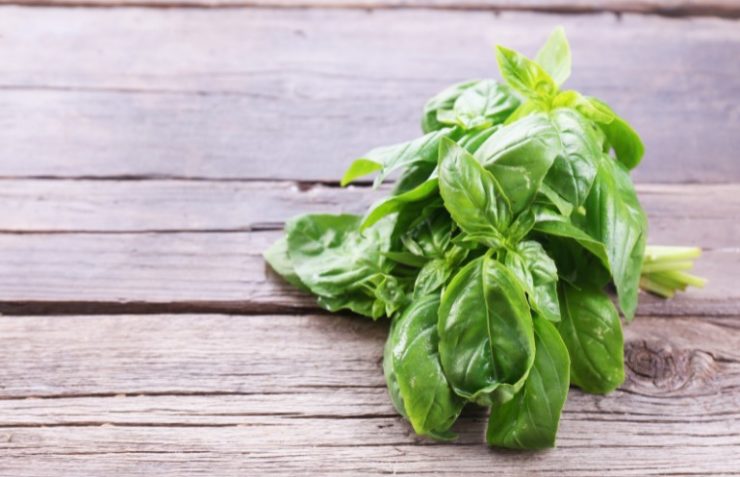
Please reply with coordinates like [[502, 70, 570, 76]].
[[413, 259, 450, 298], [495, 45, 558, 100], [392, 161, 436, 195], [474, 113, 560, 214], [580, 155, 647, 319], [535, 26, 571, 86], [384, 295, 465, 439], [451, 80, 521, 130], [438, 256, 535, 405], [553, 91, 615, 124], [438, 138, 512, 249], [504, 240, 561, 322], [422, 80, 481, 133], [361, 178, 439, 231], [507, 208, 536, 244], [589, 98, 644, 169], [341, 128, 452, 187], [458, 126, 500, 154], [339, 159, 382, 187], [557, 282, 625, 393], [542, 108, 603, 209], [286, 214, 402, 318], [486, 315, 570, 449], [533, 207, 610, 270]]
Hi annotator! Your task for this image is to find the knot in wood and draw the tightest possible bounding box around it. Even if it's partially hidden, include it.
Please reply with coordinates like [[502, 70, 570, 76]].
[[624, 339, 719, 396]]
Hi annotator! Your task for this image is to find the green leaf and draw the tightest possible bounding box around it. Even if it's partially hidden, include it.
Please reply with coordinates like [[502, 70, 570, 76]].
[[535, 26, 571, 86], [401, 211, 454, 259], [533, 207, 610, 270], [422, 80, 481, 133], [413, 259, 450, 298], [286, 214, 400, 318], [557, 282, 624, 393], [474, 113, 561, 214], [486, 315, 570, 449], [263, 237, 308, 291], [542, 108, 603, 209], [553, 91, 615, 124], [589, 98, 644, 169], [361, 178, 439, 231], [438, 138, 512, 249], [392, 161, 436, 195], [340, 159, 382, 187], [384, 295, 465, 440], [579, 156, 647, 319], [507, 208, 536, 244], [495, 45, 558, 100], [451, 80, 521, 130], [504, 240, 561, 322], [538, 181, 574, 217], [342, 128, 453, 187], [438, 256, 535, 406], [458, 126, 500, 154]]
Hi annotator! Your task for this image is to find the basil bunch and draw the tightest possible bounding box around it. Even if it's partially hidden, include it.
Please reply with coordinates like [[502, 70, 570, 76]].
[[265, 29, 693, 449]]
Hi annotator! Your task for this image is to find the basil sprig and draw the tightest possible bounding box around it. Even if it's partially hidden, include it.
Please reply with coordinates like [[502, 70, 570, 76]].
[[265, 27, 705, 449]]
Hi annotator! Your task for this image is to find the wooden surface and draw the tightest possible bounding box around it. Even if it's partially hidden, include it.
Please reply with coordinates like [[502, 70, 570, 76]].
[[1, 1, 738, 476]]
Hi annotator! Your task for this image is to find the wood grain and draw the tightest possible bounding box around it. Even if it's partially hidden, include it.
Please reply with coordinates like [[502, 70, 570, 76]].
[[0, 230, 734, 316], [4, 0, 739, 18], [0, 313, 736, 476], [0, 9, 738, 182], [1, 182, 738, 249]]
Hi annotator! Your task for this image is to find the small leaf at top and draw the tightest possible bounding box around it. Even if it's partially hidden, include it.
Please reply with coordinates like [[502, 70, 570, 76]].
[[535, 26, 572, 86]]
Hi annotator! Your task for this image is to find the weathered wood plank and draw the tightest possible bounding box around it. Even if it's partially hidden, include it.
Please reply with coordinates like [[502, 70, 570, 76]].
[[0, 428, 736, 477], [0, 314, 736, 475], [0, 9, 737, 182], [1, 182, 739, 250], [4, 0, 739, 18], [0, 231, 734, 316]]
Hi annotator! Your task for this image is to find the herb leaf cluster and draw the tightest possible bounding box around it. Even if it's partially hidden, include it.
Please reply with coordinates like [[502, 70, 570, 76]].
[[265, 28, 702, 449]]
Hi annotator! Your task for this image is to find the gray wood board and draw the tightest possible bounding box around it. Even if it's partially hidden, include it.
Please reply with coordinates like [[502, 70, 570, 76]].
[[0, 9, 738, 182], [0, 181, 737, 249], [0, 230, 733, 316], [4, 0, 740, 18], [0, 313, 737, 476]]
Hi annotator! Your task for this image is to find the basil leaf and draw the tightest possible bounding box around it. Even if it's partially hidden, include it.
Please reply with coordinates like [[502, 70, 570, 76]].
[[579, 156, 647, 319], [422, 80, 481, 133], [451, 80, 520, 130], [589, 98, 644, 170], [534, 26, 571, 86], [392, 161, 436, 195], [504, 240, 561, 322], [402, 211, 454, 259], [438, 138, 512, 249], [533, 207, 610, 270], [553, 91, 615, 124], [458, 126, 500, 154], [474, 113, 560, 214], [287, 214, 404, 318], [361, 178, 439, 231], [263, 236, 308, 291], [495, 45, 558, 100], [557, 282, 625, 393], [507, 208, 536, 244], [542, 108, 603, 209], [413, 259, 450, 298], [438, 256, 535, 405], [341, 128, 453, 187], [384, 295, 465, 440], [486, 315, 570, 449]]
